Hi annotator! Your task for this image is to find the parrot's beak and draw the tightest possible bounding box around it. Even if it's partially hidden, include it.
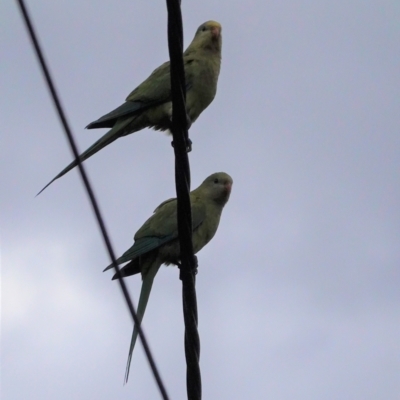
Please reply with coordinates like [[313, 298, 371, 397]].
[[211, 26, 221, 40]]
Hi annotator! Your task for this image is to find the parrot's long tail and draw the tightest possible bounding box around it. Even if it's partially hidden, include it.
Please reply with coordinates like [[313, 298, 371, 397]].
[[124, 262, 161, 384], [36, 117, 135, 195]]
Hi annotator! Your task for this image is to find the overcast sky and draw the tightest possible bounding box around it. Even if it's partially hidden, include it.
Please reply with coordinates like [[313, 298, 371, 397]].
[[2, 1, 399, 399]]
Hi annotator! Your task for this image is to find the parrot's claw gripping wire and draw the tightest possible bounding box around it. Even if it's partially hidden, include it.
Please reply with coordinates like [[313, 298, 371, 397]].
[[171, 138, 192, 152], [177, 256, 198, 280]]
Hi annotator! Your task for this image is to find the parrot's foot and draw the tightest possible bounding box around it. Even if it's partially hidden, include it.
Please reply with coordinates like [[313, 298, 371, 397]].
[[177, 256, 198, 280], [171, 138, 192, 152], [186, 114, 192, 131], [169, 114, 192, 152], [186, 138, 192, 152]]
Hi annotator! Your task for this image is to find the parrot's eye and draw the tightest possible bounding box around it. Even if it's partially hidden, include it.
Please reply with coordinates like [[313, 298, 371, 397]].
[[201, 26, 207, 32], [213, 178, 219, 184]]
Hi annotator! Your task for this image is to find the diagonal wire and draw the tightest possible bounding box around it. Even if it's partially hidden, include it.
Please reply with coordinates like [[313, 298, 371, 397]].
[[15, 1, 170, 399], [166, 1, 202, 399]]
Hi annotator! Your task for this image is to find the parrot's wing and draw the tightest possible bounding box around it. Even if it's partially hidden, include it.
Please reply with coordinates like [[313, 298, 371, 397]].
[[86, 100, 163, 129], [87, 62, 171, 130], [103, 234, 176, 272], [125, 61, 171, 103], [126, 58, 193, 104], [87, 59, 193, 130], [86, 54, 193, 129], [134, 196, 205, 238], [103, 199, 206, 271]]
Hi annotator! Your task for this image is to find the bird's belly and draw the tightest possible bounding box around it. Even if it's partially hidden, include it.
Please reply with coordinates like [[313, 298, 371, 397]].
[[145, 102, 173, 131]]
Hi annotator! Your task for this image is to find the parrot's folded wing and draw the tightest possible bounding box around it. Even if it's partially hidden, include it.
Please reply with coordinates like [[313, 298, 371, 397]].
[[103, 201, 206, 272], [86, 101, 163, 129], [103, 234, 175, 272], [88, 63, 193, 130]]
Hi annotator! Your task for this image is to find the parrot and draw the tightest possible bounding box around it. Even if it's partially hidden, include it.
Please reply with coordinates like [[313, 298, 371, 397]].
[[37, 20, 222, 195], [104, 172, 232, 383]]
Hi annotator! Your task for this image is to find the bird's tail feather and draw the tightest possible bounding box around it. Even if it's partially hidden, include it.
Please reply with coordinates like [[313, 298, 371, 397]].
[[36, 117, 134, 195], [124, 262, 161, 384]]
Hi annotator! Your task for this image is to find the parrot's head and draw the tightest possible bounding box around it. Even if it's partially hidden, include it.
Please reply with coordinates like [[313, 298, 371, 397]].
[[200, 172, 232, 206], [192, 20, 222, 52]]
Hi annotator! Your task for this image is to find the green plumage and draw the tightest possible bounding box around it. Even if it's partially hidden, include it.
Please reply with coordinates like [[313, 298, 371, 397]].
[[37, 21, 222, 195], [106, 172, 233, 383]]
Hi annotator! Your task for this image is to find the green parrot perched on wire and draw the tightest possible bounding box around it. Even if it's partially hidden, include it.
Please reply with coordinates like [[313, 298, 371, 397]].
[[38, 21, 222, 195], [104, 172, 233, 383]]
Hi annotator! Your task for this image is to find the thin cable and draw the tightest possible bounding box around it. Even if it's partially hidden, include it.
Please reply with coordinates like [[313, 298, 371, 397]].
[[15, 2, 169, 399], [166, 1, 202, 399]]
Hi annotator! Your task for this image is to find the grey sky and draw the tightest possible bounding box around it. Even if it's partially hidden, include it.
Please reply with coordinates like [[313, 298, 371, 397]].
[[2, 1, 399, 399]]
